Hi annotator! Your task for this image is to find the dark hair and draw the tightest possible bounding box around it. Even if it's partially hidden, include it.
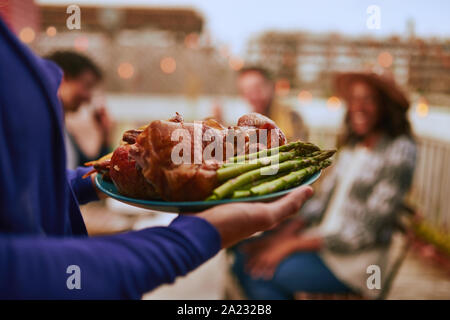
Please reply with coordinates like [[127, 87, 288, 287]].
[[338, 79, 413, 147], [45, 51, 102, 80], [238, 66, 273, 82]]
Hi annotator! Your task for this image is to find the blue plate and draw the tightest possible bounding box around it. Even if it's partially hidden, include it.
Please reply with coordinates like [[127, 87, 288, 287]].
[[95, 171, 321, 213]]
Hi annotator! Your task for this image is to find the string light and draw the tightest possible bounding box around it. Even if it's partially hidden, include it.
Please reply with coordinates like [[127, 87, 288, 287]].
[[19, 27, 35, 43], [378, 51, 393, 68], [117, 62, 134, 79], [327, 96, 341, 109], [160, 57, 176, 74], [46, 26, 57, 37], [298, 90, 312, 103], [416, 101, 429, 117]]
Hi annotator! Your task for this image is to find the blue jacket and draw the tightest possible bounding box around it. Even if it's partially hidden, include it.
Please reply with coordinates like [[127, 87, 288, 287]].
[[0, 18, 221, 299]]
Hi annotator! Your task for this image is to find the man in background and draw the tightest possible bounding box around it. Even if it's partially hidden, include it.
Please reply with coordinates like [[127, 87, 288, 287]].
[[232, 66, 308, 141], [46, 51, 113, 168], [238, 66, 307, 141]]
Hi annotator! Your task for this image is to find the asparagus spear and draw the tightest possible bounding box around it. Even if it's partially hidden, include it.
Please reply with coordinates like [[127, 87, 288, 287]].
[[237, 172, 288, 190], [227, 141, 320, 164], [231, 190, 252, 199], [211, 150, 335, 199], [231, 172, 288, 199], [206, 194, 218, 201], [249, 160, 332, 196], [221, 150, 318, 168], [217, 149, 317, 181]]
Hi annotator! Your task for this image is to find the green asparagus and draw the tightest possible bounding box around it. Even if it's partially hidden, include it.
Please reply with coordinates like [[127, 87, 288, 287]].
[[231, 172, 289, 199], [231, 190, 252, 199], [237, 172, 288, 190], [221, 150, 320, 168], [211, 150, 335, 199], [249, 160, 332, 196], [217, 149, 315, 181], [227, 141, 320, 164]]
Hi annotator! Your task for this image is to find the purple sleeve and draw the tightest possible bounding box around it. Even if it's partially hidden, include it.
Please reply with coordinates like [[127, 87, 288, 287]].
[[66, 167, 99, 204], [0, 215, 221, 299]]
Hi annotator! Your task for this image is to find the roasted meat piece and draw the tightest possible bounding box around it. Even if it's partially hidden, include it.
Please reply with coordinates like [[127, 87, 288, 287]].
[[84, 129, 159, 199], [130, 118, 223, 201], [130, 112, 286, 201], [109, 144, 159, 199], [237, 112, 286, 148], [86, 112, 287, 201]]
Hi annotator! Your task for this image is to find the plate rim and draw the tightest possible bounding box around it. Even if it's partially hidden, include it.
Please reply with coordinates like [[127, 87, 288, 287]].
[[95, 170, 321, 207]]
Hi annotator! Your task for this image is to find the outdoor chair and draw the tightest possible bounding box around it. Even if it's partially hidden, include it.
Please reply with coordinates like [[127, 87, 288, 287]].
[[295, 204, 415, 300], [224, 204, 415, 300]]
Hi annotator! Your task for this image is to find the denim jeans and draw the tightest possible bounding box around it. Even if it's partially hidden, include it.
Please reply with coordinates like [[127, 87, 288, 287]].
[[231, 246, 352, 299]]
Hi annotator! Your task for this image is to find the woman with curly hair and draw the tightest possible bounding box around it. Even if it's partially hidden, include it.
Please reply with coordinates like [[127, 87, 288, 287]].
[[232, 72, 417, 299]]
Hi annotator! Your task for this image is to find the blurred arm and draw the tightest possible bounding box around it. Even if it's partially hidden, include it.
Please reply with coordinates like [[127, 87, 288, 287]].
[[0, 186, 314, 299], [0, 215, 220, 299], [66, 167, 100, 204]]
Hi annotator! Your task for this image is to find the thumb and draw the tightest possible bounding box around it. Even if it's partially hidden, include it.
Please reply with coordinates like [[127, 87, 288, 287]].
[[266, 186, 314, 222]]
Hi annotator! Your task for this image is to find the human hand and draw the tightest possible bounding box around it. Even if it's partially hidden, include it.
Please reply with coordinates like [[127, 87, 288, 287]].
[[245, 235, 323, 279], [241, 236, 274, 256], [245, 240, 296, 280], [90, 172, 108, 200], [93, 106, 113, 142], [196, 186, 313, 248], [241, 218, 306, 256]]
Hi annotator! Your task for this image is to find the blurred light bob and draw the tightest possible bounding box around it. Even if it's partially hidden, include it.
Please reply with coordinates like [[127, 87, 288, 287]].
[[298, 90, 313, 103], [160, 57, 176, 74], [118, 62, 134, 79], [46, 26, 57, 37], [74, 36, 89, 51], [327, 96, 341, 109], [378, 51, 394, 68], [416, 101, 429, 118]]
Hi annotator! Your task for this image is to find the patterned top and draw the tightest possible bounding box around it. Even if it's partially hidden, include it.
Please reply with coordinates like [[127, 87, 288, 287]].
[[300, 134, 417, 253]]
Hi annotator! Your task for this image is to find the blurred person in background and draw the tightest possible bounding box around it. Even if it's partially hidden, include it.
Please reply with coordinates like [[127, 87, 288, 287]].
[[46, 51, 113, 169], [231, 72, 417, 299], [213, 66, 308, 141]]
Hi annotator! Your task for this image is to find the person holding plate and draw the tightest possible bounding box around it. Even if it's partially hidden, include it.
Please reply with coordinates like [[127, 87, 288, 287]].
[[0, 18, 313, 299]]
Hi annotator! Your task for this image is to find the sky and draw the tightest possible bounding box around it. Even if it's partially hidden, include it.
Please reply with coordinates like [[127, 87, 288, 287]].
[[38, 0, 450, 54]]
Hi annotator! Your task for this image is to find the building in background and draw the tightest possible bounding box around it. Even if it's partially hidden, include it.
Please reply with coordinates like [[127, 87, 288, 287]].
[[246, 31, 450, 103], [34, 4, 237, 96], [3, 2, 450, 103], [0, 0, 40, 38], [39, 5, 203, 39]]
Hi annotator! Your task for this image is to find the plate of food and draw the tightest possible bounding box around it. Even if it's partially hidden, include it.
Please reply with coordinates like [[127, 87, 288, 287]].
[[94, 170, 322, 213], [85, 112, 335, 213]]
